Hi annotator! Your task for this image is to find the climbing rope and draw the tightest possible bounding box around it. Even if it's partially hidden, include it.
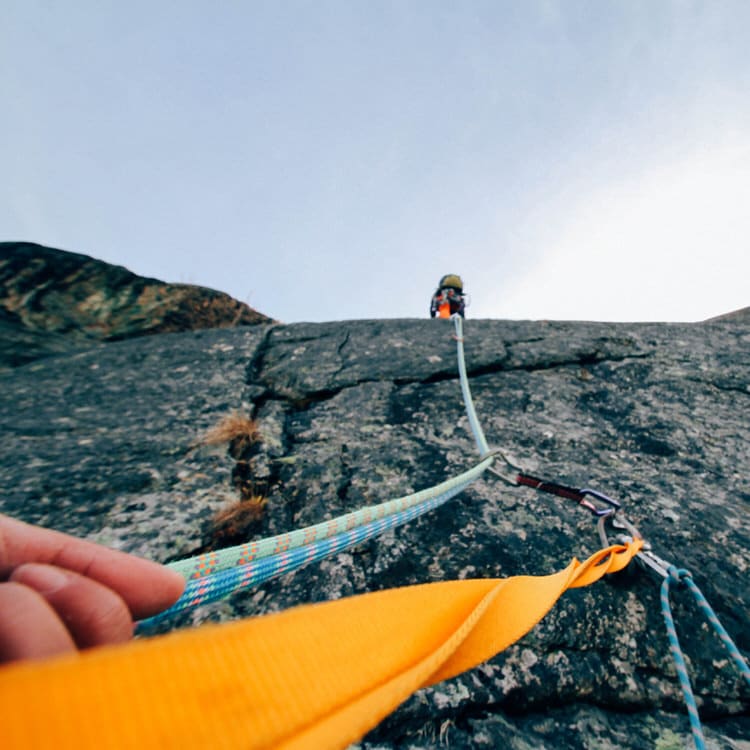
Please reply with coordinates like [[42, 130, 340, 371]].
[[149, 314, 646, 625], [453, 315, 489, 455], [0, 313, 653, 750], [453, 317, 625, 520], [2, 317, 743, 750], [168, 458, 491, 581], [152, 314, 613, 624], [143, 313, 747, 750], [457, 310, 748, 748], [664, 570, 750, 686], [660, 566, 750, 750], [138, 456, 491, 629]]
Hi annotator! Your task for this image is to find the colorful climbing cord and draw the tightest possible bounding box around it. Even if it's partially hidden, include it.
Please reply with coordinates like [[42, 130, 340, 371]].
[[138, 458, 491, 629]]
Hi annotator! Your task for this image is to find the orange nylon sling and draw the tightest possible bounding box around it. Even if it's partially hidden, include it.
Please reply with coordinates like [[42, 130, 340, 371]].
[[0, 540, 640, 750]]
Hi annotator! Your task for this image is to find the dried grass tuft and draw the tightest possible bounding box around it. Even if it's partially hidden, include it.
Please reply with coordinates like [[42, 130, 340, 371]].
[[197, 413, 269, 548], [198, 412, 261, 459], [200, 412, 260, 446], [210, 494, 267, 546]]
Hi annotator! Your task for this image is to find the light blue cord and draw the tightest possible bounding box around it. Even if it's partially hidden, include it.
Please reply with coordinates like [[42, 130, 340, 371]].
[[453, 316, 489, 456]]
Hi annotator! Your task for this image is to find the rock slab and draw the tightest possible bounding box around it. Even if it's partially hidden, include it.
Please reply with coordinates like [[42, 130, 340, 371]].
[[0, 316, 748, 749]]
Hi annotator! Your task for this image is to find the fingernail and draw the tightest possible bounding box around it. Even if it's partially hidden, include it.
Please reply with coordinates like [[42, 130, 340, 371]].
[[12, 564, 71, 595]]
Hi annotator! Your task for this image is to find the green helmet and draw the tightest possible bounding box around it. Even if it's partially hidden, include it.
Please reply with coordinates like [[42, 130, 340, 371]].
[[439, 274, 463, 292]]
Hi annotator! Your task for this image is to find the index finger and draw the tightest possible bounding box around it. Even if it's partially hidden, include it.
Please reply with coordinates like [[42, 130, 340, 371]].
[[0, 515, 185, 619]]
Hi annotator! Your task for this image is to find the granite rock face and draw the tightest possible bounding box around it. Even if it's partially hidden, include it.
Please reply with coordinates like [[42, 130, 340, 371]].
[[0, 242, 271, 370], [0, 315, 748, 749]]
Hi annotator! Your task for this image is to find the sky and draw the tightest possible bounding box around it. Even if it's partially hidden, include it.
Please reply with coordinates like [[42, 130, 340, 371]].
[[2, 1, 749, 323]]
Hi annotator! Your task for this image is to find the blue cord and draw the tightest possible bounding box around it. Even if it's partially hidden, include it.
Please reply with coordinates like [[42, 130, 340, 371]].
[[660, 566, 750, 750]]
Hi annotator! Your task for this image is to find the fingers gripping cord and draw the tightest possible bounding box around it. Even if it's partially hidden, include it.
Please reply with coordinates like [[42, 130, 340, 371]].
[[0, 541, 643, 750], [660, 567, 750, 750]]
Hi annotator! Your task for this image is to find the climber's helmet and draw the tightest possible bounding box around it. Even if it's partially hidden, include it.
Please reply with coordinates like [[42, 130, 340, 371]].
[[438, 274, 463, 292]]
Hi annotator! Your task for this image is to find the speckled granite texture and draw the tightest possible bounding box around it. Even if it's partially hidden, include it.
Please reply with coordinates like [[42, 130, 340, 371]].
[[1, 316, 748, 748]]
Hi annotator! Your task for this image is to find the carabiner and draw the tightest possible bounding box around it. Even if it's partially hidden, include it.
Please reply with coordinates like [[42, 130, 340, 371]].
[[578, 487, 621, 517], [482, 447, 524, 486], [597, 513, 672, 579], [597, 512, 641, 547]]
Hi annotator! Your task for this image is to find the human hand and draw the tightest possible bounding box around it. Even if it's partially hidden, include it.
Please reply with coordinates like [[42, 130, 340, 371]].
[[0, 514, 185, 664]]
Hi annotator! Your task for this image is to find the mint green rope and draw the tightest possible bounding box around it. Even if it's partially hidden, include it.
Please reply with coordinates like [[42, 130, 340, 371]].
[[168, 456, 493, 580], [138, 458, 491, 630]]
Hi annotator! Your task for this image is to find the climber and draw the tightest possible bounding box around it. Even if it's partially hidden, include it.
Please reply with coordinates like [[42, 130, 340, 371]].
[[430, 274, 466, 319]]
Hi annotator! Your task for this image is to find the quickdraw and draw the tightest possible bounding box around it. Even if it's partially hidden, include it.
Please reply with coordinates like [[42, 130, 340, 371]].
[[482, 448, 621, 517], [485, 456, 750, 750]]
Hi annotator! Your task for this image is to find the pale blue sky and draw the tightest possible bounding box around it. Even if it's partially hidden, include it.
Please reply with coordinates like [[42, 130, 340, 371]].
[[2, 2, 748, 322]]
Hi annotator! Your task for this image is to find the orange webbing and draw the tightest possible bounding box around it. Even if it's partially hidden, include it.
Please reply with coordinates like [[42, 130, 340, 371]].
[[0, 541, 640, 750]]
